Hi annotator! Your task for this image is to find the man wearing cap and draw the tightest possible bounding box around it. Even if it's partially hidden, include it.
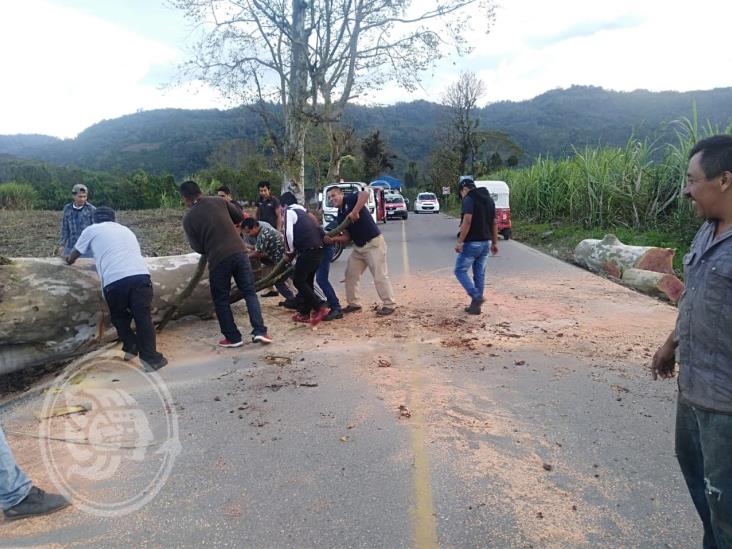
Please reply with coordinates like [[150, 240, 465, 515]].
[[59, 184, 96, 258], [455, 178, 498, 315], [66, 207, 168, 371]]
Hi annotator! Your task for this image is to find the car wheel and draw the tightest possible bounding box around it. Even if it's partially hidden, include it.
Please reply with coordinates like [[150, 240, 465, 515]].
[[501, 229, 512, 240], [403, 213, 408, 220]]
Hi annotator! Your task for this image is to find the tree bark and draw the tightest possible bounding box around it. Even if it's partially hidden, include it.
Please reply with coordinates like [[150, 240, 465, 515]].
[[621, 268, 684, 302], [574, 234, 676, 278]]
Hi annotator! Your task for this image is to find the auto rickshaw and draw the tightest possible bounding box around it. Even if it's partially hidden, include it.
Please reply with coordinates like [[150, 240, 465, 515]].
[[474, 180, 511, 240]]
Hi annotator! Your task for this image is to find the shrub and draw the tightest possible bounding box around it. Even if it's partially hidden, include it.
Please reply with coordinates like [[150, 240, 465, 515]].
[[0, 182, 38, 210]]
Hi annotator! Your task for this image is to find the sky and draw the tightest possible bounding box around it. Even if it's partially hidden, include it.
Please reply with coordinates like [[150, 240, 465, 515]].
[[1, 0, 731, 138]]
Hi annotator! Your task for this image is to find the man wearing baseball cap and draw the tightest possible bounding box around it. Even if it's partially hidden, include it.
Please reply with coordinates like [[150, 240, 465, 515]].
[[59, 183, 96, 257]]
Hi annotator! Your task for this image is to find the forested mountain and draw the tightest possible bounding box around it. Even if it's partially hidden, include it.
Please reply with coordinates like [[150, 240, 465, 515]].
[[2, 86, 731, 178]]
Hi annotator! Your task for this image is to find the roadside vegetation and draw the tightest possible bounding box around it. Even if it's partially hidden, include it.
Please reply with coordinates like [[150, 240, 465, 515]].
[[493, 114, 732, 276]]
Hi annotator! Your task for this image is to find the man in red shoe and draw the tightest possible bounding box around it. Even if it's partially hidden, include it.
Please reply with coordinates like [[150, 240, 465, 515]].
[[280, 192, 330, 326], [180, 181, 272, 346]]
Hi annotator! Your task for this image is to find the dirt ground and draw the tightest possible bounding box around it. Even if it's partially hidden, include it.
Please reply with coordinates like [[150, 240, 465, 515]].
[[0, 209, 193, 258]]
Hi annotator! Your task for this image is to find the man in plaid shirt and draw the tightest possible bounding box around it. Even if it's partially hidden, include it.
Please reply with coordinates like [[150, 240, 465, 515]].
[[241, 218, 296, 304], [59, 183, 96, 257]]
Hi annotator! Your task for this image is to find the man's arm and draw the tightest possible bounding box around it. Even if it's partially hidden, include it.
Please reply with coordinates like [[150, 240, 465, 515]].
[[324, 230, 351, 245], [490, 218, 499, 255], [347, 191, 369, 222], [285, 209, 297, 252], [65, 248, 81, 265], [456, 214, 472, 253], [182, 218, 204, 254], [651, 329, 678, 380]]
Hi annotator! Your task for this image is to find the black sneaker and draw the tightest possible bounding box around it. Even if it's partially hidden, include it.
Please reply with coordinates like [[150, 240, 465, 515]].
[[323, 309, 344, 321], [260, 290, 279, 298], [141, 356, 168, 372], [122, 346, 139, 361], [282, 299, 298, 310], [342, 305, 363, 314], [3, 486, 71, 521], [376, 307, 395, 316], [465, 300, 481, 315]]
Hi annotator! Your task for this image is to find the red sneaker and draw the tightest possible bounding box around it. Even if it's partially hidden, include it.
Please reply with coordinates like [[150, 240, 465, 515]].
[[252, 334, 272, 344], [292, 313, 310, 323], [310, 307, 331, 327], [218, 338, 243, 348]]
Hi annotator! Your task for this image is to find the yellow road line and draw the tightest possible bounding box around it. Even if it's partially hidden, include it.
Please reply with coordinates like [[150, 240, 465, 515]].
[[401, 221, 439, 548]]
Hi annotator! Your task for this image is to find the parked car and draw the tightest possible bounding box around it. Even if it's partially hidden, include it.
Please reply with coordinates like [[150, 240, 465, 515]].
[[385, 194, 408, 220], [414, 192, 440, 214]]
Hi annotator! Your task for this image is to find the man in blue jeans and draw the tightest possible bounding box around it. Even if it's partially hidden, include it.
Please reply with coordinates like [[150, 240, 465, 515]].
[[652, 135, 732, 549], [1, 425, 70, 520], [454, 178, 498, 315], [317, 220, 343, 321]]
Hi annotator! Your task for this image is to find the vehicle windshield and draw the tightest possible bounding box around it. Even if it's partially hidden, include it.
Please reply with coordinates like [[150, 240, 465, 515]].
[[386, 195, 404, 203], [418, 193, 436, 201]]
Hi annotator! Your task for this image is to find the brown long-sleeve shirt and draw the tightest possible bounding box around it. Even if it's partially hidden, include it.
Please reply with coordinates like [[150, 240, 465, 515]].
[[182, 196, 246, 271]]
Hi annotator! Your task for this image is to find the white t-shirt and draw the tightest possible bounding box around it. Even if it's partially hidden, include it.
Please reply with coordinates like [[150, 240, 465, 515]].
[[74, 222, 149, 288]]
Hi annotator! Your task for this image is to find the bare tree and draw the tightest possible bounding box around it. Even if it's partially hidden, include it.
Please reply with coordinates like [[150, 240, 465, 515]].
[[444, 71, 485, 175], [172, 0, 496, 201]]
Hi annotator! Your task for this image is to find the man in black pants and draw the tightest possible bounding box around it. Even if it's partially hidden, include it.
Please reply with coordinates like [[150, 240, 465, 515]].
[[181, 181, 272, 347], [66, 207, 168, 371], [280, 192, 330, 326]]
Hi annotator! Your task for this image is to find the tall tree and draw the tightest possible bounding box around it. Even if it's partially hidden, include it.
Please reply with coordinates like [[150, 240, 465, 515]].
[[444, 71, 485, 175], [361, 130, 395, 183], [172, 0, 496, 202]]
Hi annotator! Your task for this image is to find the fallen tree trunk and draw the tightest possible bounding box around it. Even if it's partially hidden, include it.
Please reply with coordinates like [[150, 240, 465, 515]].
[[574, 234, 676, 278], [1, 217, 352, 376], [621, 268, 685, 302], [0, 253, 269, 376]]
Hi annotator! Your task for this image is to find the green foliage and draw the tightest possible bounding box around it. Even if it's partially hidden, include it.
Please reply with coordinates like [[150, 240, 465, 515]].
[[361, 131, 396, 183], [499, 115, 732, 234], [338, 155, 362, 182], [0, 182, 37, 209]]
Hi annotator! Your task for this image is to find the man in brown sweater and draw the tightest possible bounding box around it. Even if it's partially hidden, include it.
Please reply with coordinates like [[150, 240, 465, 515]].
[[180, 181, 272, 346]]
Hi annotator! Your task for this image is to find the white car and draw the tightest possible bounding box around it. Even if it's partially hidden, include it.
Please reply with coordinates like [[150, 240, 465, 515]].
[[414, 192, 440, 214]]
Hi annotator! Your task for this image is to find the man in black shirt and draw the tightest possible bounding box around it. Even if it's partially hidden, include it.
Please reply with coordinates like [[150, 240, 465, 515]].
[[324, 187, 396, 316], [255, 180, 282, 297], [255, 181, 282, 231], [455, 178, 498, 315]]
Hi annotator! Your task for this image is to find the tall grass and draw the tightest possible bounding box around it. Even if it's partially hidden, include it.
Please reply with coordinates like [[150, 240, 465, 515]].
[[498, 115, 732, 231], [0, 182, 37, 210]]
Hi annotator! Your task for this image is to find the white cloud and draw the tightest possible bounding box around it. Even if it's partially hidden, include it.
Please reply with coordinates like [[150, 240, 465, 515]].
[[0, 0, 226, 137], [366, 0, 732, 106], [1, 0, 731, 137]]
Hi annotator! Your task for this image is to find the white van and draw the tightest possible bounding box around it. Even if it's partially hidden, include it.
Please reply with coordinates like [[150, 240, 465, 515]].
[[320, 182, 377, 227]]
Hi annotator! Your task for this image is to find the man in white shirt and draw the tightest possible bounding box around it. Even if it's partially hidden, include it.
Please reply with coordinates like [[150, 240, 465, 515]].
[[66, 207, 167, 371]]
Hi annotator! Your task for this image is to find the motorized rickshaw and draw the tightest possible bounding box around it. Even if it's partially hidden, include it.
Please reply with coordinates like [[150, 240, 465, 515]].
[[474, 180, 511, 240]]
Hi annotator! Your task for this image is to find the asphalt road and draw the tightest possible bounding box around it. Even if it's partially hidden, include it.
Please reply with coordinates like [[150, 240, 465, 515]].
[[1, 212, 700, 548]]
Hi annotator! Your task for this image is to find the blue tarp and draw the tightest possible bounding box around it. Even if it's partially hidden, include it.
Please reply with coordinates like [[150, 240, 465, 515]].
[[370, 175, 401, 190]]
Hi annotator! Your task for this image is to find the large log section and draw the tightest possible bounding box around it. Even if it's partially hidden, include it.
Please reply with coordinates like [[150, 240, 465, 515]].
[[574, 234, 683, 302]]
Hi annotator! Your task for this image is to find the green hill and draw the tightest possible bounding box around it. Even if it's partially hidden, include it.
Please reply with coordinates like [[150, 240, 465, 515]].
[[2, 86, 731, 178]]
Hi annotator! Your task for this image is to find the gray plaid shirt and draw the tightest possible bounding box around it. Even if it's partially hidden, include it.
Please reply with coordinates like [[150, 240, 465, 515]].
[[677, 220, 732, 413], [59, 202, 96, 253]]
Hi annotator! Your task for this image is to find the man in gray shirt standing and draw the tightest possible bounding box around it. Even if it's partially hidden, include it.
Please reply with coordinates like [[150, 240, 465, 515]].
[[652, 135, 732, 548]]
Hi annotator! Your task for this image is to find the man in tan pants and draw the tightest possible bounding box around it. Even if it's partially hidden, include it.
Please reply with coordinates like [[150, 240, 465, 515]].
[[324, 187, 396, 316]]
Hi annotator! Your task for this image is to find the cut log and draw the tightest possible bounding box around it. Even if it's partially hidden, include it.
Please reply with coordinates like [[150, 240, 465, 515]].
[[574, 234, 675, 277], [1, 217, 350, 376], [0, 253, 271, 376], [621, 268, 685, 302]]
